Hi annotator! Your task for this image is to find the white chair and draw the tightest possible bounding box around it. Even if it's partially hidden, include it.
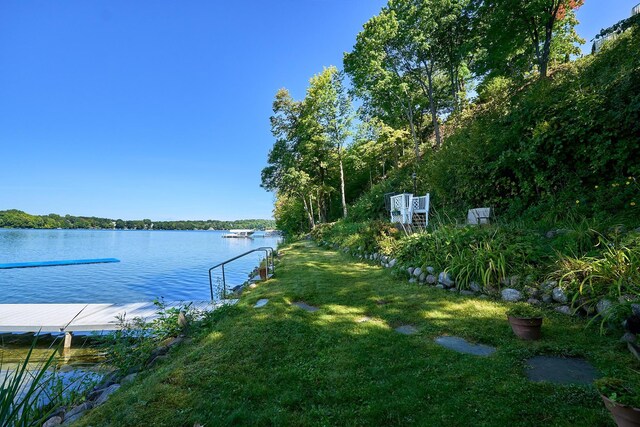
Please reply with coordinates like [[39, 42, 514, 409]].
[[467, 207, 491, 225]]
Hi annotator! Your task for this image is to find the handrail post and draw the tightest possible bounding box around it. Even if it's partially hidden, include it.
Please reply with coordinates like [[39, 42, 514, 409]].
[[209, 270, 214, 301], [221, 264, 226, 299], [207, 246, 275, 301]]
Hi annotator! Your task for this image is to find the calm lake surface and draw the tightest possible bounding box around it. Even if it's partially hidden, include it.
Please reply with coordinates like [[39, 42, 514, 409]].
[[0, 229, 281, 303]]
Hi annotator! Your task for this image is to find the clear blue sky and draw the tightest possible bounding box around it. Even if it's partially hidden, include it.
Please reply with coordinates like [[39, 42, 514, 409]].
[[0, 1, 634, 220]]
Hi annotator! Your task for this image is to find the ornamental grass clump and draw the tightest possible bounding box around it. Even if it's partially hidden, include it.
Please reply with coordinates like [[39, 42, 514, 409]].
[[396, 224, 549, 290], [1, 338, 61, 427], [552, 233, 640, 312]]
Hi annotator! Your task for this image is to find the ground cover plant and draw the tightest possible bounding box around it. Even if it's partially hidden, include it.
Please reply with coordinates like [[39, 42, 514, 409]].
[[77, 242, 637, 426]]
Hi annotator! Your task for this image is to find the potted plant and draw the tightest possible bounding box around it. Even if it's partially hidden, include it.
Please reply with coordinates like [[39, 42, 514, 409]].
[[595, 377, 640, 426], [258, 258, 269, 280], [506, 303, 543, 340]]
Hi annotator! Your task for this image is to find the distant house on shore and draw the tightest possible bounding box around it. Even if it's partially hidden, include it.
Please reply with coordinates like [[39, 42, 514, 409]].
[[592, 3, 640, 53]]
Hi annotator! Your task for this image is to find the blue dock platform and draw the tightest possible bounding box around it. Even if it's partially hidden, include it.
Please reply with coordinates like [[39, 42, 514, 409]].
[[0, 258, 120, 269]]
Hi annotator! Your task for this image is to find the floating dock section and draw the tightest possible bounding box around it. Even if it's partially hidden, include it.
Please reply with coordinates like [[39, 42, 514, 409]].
[[0, 258, 120, 269]]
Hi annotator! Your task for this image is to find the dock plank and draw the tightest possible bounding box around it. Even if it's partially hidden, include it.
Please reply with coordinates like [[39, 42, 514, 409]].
[[0, 300, 237, 333]]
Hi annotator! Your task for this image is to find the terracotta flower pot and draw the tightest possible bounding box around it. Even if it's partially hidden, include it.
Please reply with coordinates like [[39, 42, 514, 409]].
[[507, 315, 543, 340], [601, 394, 640, 427]]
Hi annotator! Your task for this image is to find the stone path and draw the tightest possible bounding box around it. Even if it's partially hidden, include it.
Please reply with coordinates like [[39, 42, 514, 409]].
[[254, 299, 269, 308], [292, 302, 319, 312], [434, 336, 496, 356], [395, 325, 418, 335], [525, 356, 599, 385]]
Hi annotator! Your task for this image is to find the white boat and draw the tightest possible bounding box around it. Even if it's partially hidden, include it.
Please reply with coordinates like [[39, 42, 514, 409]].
[[222, 229, 255, 238]]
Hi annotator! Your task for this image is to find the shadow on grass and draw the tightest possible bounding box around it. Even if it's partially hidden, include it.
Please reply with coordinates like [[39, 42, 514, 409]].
[[76, 242, 628, 427]]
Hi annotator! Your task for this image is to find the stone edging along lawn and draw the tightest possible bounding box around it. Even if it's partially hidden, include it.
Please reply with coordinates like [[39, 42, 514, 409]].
[[318, 239, 640, 345], [74, 241, 636, 426]]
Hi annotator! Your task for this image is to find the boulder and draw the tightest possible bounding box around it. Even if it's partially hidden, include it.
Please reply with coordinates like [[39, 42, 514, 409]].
[[621, 332, 637, 343], [426, 275, 437, 284], [43, 416, 63, 427], [542, 294, 554, 304], [527, 298, 541, 305], [413, 267, 422, 277], [94, 384, 120, 406], [407, 267, 415, 276], [501, 288, 523, 302], [541, 281, 557, 291], [596, 299, 614, 315], [418, 273, 426, 283], [409, 278, 417, 284], [65, 402, 93, 419], [552, 287, 568, 304], [460, 290, 474, 296], [388, 259, 397, 268], [435, 284, 445, 290], [555, 305, 572, 315], [426, 266, 435, 274], [121, 373, 138, 385], [631, 303, 640, 317], [438, 272, 455, 288], [469, 282, 482, 293], [63, 402, 94, 424], [546, 229, 569, 239], [523, 285, 541, 298]]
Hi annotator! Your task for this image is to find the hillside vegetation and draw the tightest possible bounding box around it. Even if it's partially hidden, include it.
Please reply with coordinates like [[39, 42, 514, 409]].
[[262, 4, 639, 231]]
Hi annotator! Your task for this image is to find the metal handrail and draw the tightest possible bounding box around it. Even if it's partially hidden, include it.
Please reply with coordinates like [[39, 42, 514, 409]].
[[208, 246, 275, 300]]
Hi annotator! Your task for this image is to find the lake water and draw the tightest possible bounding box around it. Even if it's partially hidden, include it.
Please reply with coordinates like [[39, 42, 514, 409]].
[[0, 229, 281, 303]]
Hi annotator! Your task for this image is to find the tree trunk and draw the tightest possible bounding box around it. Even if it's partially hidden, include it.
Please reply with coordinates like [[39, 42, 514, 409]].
[[339, 155, 348, 218], [302, 195, 315, 229], [425, 58, 442, 149], [405, 99, 421, 161], [539, 18, 555, 78]]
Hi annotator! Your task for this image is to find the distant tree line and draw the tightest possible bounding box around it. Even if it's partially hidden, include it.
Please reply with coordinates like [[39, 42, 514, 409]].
[[0, 210, 275, 231]]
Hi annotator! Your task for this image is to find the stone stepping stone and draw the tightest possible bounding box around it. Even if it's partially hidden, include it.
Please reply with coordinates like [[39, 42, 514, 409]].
[[434, 336, 496, 356], [525, 356, 599, 385], [254, 299, 269, 308], [395, 325, 418, 335], [356, 316, 372, 323], [292, 302, 319, 312]]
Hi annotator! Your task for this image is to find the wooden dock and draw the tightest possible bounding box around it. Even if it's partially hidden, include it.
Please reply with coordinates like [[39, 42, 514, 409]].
[[0, 300, 237, 347]]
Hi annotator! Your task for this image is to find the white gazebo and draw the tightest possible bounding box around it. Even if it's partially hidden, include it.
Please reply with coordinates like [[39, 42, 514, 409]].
[[389, 193, 430, 227]]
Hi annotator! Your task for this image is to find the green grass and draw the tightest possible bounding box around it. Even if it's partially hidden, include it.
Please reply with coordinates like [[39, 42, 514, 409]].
[[77, 242, 636, 426]]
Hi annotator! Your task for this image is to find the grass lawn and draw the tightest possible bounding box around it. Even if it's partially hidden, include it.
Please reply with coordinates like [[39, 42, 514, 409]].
[[77, 241, 634, 426]]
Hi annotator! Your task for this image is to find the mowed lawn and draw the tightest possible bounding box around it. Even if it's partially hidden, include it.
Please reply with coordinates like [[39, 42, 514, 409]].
[[77, 242, 632, 426]]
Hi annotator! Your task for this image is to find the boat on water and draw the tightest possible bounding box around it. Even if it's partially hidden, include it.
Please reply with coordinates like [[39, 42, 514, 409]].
[[222, 229, 255, 239]]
